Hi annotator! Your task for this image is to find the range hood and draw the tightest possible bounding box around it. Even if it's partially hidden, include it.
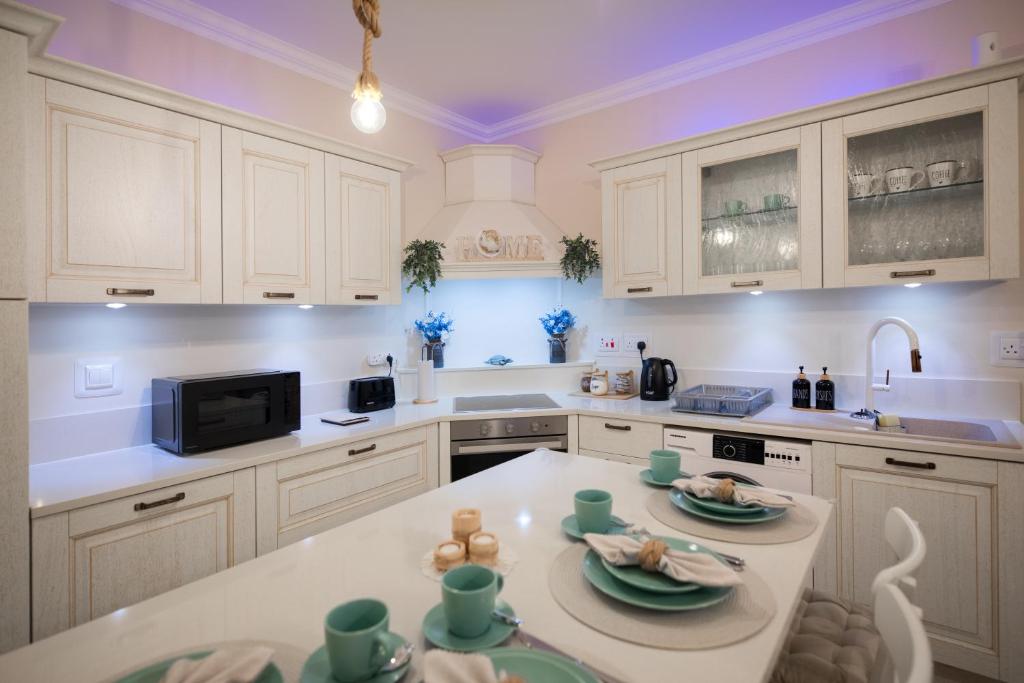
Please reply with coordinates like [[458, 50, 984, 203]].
[[419, 145, 566, 279]]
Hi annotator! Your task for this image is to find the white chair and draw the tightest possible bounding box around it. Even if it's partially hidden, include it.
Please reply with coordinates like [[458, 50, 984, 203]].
[[871, 507, 927, 601], [874, 582, 933, 683]]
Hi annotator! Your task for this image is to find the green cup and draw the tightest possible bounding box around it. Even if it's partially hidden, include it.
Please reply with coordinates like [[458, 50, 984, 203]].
[[763, 193, 792, 211], [723, 199, 747, 216], [324, 598, 390, 683], [442, 564, 504, 638], [574, 489, 613, 533], [649, 449, 682, 483]]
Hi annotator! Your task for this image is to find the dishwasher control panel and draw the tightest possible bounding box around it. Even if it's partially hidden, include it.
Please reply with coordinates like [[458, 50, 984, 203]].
[[712, 434, 764, 465]]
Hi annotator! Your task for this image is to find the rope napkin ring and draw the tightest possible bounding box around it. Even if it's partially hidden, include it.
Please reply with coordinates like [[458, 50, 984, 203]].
[[638, 539, 668, 572]]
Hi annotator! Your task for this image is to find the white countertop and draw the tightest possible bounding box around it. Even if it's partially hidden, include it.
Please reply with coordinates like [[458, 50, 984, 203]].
[[29, 393, 1024, 518], [3, 452, 835, 683]]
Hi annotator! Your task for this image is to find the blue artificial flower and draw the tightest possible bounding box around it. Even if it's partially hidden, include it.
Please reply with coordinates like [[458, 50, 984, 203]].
[[414, 310, 455, 342], [539, 308, 577, 337]]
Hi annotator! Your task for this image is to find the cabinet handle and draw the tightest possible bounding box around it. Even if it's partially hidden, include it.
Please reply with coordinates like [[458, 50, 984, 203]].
[[263, 292, 295, 299], [106, 288, 154, 297], [354, 294, 380, 301], [890, 269, 936, 279], [134, 492, 185, 511], [884, 457, 936, 470], [604, 423, 631, 432], [730, 280, 764, 288], [626, 287, 653, 294], [348, 444, 377, 456]]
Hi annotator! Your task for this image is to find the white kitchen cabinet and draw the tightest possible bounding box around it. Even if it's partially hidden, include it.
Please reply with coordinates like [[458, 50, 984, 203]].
[[26, 78, 222, 304], [255, 425, 437, 554], [222, 128, 325, 305], [814, 443, 1024, 680], [324, 154, 401, 305], [31, 470, 255, 640], [682, 125, 822, 294], [577, 416, 662, 463], [822, 80, 1019, 287], [600, 155, 683, 298]]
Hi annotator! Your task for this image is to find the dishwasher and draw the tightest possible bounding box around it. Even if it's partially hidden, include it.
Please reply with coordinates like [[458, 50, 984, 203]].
[[663, 427, 812, 494]]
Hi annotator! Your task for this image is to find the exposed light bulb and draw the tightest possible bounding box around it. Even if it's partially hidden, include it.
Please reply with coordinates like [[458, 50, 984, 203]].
[[749, 290, 764, 296], [903, 282, 922, 288], [297, 304, 314, 310], [351, 94, 386, 134], [105, 302, 127, 309]]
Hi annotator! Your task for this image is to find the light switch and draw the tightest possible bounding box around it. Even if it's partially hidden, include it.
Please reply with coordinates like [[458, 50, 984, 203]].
[[85, 364, 114, 390], [75, 358, 123, 398]]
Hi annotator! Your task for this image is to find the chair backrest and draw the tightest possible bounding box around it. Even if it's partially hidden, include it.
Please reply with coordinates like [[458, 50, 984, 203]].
[[874, 582, 933, 683], [871, 507, 926, 599]]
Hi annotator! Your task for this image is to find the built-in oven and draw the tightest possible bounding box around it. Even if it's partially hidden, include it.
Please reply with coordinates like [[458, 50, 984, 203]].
[[450, 415, 569, 482]]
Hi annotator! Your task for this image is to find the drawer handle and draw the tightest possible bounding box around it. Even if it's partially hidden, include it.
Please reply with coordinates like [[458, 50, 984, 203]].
[[348, 444, 377, 456], [884, 457, 936, 470], [106, 288, 154, 297], [731, 280, 764, 288], [890, 269, 936, 279], [355, 294, 380, 301], [134, 492, 185, 511], [263, 292, 295, 299], [626, 287, 652, 294], [604, 423, 631, 432]]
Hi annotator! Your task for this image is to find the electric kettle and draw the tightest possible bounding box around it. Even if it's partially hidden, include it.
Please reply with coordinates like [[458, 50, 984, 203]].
[[638, 342, 677, 401]]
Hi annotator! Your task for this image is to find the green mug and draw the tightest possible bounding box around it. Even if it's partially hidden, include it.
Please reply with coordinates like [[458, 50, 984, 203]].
[[574, 489, 613, 533], [723, 199, 747, 216], [324, 598, 391, 683], [442, 564, 504, 638], [763, 193, 792, 211], [649, 449, 681, 483]]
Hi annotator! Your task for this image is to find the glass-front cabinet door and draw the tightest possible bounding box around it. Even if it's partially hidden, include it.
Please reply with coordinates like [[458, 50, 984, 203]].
[[682, 125, 822, 294], [823, 81, 1019, 287]]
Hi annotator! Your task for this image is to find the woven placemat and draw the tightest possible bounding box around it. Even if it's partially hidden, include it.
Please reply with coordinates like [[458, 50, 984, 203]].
[[646, 491, 818, 544], [548, 544, 775, 650]]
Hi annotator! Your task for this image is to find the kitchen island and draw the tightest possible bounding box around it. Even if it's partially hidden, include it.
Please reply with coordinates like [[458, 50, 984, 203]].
[[1, 451, 833, 683]]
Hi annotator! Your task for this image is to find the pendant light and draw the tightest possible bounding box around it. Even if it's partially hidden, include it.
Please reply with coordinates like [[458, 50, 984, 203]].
[[350, 0, 386, 134]]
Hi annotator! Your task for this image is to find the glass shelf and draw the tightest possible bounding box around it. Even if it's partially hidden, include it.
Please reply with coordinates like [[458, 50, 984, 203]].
[[848, 179, 983, 203], [702, 206, 798, 223]]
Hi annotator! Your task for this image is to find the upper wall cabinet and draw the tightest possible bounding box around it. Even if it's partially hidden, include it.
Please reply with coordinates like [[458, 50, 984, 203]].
[[822, 80, 1019, 287], [601, 155, 683, 298], [222, 128, 325, 305], [325, 154, 401, 305], [27, 78, 222, 304], [682, 125, 822, 294]]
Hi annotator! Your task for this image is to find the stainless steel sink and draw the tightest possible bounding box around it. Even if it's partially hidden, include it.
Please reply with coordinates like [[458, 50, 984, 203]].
[[894, 417, 999, 443]]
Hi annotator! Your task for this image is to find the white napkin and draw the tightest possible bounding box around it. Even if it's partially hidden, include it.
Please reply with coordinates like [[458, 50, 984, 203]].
[[424, 650, 523, 683], [584, 533, 742, 587], [673, 475, 795, 508], [159, 647, 274, 683]]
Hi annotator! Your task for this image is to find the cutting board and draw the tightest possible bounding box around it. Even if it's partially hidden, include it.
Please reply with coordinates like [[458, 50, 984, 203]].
[[569, 391, 639, 400]]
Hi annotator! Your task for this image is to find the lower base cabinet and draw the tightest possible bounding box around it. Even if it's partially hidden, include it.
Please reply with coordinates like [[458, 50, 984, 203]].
[[255, 425, 438, 554], [576, 416, 662, 464], [31, 469, 256, 640]]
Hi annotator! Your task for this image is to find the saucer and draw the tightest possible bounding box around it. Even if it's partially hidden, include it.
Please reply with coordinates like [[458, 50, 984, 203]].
[[299, 632, 411, 683], [560, 514, 630, 540], [638, 469, 687, 487], [422, 599, 517, 652]]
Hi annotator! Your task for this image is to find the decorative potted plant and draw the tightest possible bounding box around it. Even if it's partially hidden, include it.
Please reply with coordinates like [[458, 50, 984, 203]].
[[414, 310, 454, 368], [402, 239, 445, 294], [539, 308, 577, 364], [559, 234, 600, 284]]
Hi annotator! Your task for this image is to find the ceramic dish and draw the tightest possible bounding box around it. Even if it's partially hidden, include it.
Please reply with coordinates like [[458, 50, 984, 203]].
[[300, 633, 411, 683], [560, 514, 630, 540], [670, 489, 786, 525], [422, 599, 517, 652], [638, 469, 687, 487], [682, 489, 767, 516], [480, 648, 601, 683], [582, 550, 733, 611], [599, 535, 721, 594], [117, 652, 283, 683]]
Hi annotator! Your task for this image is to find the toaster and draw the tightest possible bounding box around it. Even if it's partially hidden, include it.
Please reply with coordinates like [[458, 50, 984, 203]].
[[348, 376, 396, 413]]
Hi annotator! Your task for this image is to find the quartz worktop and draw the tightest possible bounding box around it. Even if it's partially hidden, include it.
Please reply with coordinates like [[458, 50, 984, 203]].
[[29, 393, 1024, 518]]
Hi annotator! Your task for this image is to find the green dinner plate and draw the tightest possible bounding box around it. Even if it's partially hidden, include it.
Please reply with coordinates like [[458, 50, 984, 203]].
[[422, 599, 517, 652], [670, 489, 787, 525], [599, 535, 719, 594], [560, 514, 630, 540], [638, 469, 688, 487], [480, 648, 601, 683], [300, 633, 411, 683], [116, 651, 283, 683], [582, 549, 733, 611], [682, 489, 767, 515]]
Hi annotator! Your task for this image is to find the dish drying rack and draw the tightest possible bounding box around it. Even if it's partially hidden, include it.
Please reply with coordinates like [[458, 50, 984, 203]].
[[672, 384, 773, 417]]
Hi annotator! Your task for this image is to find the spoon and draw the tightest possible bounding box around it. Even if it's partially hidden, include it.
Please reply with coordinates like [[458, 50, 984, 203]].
[[492, 610, 523, 628], [379, 641, 414, 672]]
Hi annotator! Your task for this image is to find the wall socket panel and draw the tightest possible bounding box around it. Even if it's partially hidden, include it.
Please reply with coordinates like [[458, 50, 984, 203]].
[[622, 333, 651, 353], [990, 331, 1024, 366], [366, 352, 392, 366], [597, 334, 619, 353]]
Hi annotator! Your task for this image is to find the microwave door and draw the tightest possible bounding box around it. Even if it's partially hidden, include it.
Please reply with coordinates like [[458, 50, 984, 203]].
[[181, 374, 288, 451]]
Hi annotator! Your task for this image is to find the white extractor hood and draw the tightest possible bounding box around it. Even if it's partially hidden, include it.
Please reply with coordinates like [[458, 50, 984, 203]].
[[419, 144, 566, 279]]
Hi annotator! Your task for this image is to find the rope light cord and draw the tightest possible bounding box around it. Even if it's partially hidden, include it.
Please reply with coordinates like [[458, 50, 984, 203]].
[[352, 0, 382, 99]]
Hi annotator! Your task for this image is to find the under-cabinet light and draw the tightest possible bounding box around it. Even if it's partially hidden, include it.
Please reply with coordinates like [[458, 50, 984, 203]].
[[105, 303, 127, 309], [903, 283, 922, 288], [749, 290, 764, 296], [297, 304, 315, 310]]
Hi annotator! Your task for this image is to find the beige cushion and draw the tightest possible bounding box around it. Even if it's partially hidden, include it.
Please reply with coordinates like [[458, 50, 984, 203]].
[[771, 588, 882, 683]]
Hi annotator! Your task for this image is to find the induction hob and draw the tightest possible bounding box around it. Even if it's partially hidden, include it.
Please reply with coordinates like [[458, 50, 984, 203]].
[[453, 393, 560, 413]]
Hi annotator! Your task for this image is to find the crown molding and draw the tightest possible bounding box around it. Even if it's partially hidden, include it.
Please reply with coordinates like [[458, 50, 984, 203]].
[[111, 0, 950, 143]]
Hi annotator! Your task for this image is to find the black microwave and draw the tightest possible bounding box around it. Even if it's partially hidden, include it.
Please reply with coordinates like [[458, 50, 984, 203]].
[[152, 370, 300, 455]]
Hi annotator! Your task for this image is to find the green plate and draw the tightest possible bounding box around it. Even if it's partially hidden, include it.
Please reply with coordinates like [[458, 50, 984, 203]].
[[682, 489, 767, 515], [116, 651, 283, 683], [480, 648, 601, 683], [300, 632, 411, 683], [582, 549, 733, 611], [670, 489, 787, 525], [560, 514, 630, 540], [599, 535, 720, 594], [422, 599, 516, 652], [638, 469, 688, 487]]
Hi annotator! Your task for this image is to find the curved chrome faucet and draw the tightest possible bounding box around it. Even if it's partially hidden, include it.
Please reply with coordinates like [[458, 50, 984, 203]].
[[851, 317, 923, 420]]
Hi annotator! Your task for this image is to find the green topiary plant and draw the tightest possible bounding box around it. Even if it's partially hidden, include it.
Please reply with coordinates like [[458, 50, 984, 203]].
[[402, 239, 445, 293], [559, 233, 601, 284]]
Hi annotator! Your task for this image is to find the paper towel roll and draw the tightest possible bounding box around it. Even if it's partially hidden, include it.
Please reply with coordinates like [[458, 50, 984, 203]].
[[416, 360, 437, 403]]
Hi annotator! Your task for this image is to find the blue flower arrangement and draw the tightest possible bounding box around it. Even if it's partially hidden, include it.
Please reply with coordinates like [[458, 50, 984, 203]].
[[539, 308, 577, 337], [414, 310, 454, 342]]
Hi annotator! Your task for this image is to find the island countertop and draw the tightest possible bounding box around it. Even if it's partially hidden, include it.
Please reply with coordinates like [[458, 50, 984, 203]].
[[3, 451, 834, 683]]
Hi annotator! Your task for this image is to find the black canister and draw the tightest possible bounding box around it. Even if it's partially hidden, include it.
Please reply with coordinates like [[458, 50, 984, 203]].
[[792, 366, 811, 409], [815, 367, 836, 411]]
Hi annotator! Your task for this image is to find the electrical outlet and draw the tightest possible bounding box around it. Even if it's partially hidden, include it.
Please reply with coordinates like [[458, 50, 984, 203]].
[[367, 352, 392, 366], [622, 333, 650, 353], [597, 335, 618, 353], [1001, 337, 1021, 360], [991, 331, 1024, 366]]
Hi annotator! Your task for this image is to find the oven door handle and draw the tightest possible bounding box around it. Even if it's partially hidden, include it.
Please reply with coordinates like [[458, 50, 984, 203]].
[[453, 441, 566, 455]]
